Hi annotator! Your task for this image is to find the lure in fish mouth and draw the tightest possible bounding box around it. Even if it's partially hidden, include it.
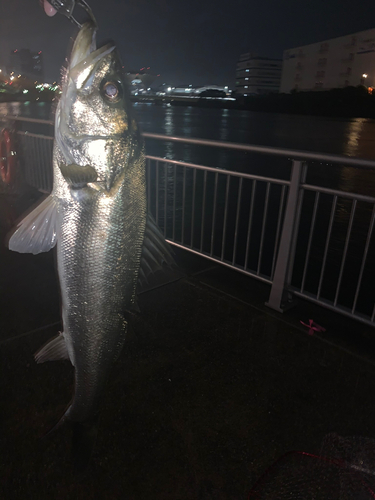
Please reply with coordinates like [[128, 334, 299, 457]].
[[8, 20, 174, 472], [42, 0, 96, 27]]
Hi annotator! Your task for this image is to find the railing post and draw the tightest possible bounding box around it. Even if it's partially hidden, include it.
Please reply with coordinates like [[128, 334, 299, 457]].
[[266, 159, 306, 312]]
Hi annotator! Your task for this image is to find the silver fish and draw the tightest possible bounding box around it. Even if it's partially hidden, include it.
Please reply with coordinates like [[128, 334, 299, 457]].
[[9, 21, 172, 468]]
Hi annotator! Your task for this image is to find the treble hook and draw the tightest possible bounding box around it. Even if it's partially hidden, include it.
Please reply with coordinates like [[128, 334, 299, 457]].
[[45, 0, 97, 28]]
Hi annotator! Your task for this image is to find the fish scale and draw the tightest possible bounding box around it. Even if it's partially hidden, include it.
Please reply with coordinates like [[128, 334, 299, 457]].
[[58, 115, 147, 421]]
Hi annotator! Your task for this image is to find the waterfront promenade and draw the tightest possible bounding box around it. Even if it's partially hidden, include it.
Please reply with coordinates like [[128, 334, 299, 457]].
[[2, 185, 375, 498]]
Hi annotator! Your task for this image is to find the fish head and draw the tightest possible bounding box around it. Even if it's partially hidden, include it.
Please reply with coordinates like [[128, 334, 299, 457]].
[[56, 21, 140, 190]]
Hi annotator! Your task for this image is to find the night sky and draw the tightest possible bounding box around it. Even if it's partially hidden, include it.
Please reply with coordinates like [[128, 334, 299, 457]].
[[1, 0, 375, 88]]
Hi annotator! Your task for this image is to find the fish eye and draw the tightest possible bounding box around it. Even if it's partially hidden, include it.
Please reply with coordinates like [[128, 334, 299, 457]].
[[103, 81, 120, 100]]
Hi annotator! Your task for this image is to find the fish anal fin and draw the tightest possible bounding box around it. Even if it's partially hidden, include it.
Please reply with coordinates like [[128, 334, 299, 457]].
[[59, 163, 97, 188], [8, 195, 57, 254], [34, 332, 71, 364]]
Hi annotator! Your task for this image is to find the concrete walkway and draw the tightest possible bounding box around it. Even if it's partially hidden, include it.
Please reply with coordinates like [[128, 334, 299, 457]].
[[2, 186, 375, 499]]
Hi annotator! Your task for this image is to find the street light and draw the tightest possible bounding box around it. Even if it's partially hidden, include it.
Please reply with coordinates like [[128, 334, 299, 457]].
[[363, 73, 368, 78]]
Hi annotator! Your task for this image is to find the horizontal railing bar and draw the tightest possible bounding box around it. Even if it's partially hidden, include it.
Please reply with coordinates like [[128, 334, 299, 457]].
[[143, 132, 375, 168], [4, 115, 54, 125], [166, 240, 272, 284], [4, 115, 375, 169], [145, 155, 290, 184], [17, 131, 54, 141], [292, 289, 375, 328], [301, 183, 375, 204]]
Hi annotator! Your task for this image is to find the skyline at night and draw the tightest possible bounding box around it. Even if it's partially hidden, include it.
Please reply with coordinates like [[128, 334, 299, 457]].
[[2, 0, 375, 87]]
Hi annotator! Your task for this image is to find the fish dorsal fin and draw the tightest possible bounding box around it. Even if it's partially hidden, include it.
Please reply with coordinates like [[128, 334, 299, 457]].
[[59, 163, 97, 188], [8, 195, 58, 254], [34, 332, 72, 365], [138, 213, 175, 287]]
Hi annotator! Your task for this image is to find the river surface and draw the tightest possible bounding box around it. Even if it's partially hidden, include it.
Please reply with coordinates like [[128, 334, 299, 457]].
[[3, 100, 375, 157]]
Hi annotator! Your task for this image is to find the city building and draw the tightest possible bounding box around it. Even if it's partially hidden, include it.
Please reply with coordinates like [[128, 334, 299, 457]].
[[280, 28, 375, 93], [126, 68, 159, 94], [8, 49, 44, 81], [235, 54, 282, 95], [154, 84, 231, 97]]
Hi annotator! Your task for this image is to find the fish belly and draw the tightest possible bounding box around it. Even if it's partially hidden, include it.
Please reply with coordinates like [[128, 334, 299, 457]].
[[57, 167, 146, 422]]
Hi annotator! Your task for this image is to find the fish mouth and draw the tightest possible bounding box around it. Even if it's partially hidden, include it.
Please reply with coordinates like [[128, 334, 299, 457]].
[[57, 22, 116, 165], [68, 21, 115, 91]]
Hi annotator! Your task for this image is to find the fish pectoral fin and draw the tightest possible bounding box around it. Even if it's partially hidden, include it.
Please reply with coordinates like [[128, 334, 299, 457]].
[[7, 195, 58, 254], [34, 332, 71, 364], [59, 163, 97, 188]]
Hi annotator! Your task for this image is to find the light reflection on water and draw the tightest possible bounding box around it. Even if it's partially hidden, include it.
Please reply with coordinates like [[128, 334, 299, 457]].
[[343, 118, 366, 157]]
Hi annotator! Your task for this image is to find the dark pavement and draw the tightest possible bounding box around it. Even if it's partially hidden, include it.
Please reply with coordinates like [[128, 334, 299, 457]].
[[2, 184, 375, 499]]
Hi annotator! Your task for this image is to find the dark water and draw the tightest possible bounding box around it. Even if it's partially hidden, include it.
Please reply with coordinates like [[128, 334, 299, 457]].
[[2, 101, 375, 316], [133, 103, 375, 157]]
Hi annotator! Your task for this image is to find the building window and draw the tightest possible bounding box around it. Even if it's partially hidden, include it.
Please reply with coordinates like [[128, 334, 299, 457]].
[[316, 70, 325, 78], [318, 58, 327, 66], [319, 43, 329, 53]]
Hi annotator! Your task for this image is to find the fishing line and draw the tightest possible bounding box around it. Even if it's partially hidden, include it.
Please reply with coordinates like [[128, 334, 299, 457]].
[[0, 321, 62, 345]]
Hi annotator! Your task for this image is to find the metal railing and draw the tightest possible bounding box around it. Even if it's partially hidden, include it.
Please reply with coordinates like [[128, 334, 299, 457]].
[[2, 115, 375, 327]]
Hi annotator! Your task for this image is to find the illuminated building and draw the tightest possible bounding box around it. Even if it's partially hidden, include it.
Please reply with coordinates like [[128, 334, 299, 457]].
[[126, 68, 158, 93], [8, 49, 44, 80], [155, 84, 230, 96], [235, 54, 282, 95], [280, 28, 375, 93]]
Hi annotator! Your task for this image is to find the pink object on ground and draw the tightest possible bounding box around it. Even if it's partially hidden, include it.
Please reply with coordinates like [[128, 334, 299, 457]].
[[300, 319, 326, 335], [44, 0, 57, 16]]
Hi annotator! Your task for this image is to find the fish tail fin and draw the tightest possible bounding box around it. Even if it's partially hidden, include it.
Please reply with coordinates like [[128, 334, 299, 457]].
[[71, 415, 99, 474]]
